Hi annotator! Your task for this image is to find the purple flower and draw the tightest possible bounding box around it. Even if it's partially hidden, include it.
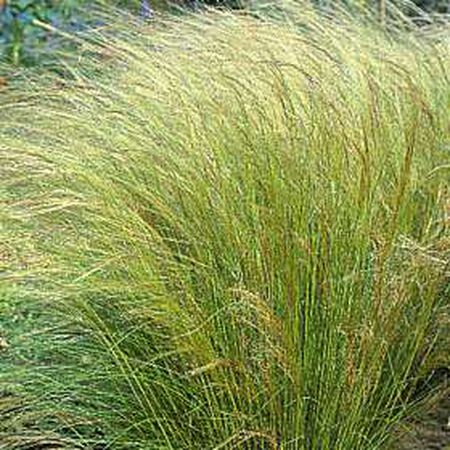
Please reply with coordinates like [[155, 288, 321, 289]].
[[140, 0, 154, 20]]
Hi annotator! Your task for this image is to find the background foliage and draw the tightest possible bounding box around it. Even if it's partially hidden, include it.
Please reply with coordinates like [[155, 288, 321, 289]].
[[0, 0, 142, 67]]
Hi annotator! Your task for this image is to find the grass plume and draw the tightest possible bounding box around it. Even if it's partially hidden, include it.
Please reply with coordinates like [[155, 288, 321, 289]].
[[1, 2, 449, 449]]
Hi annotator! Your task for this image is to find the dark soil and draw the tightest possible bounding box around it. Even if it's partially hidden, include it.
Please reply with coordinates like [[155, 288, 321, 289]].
[[396, 385, 450, 450]]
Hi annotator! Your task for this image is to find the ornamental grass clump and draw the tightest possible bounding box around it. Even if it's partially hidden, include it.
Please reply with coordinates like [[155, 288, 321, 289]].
[[1, 2, 449, 449]]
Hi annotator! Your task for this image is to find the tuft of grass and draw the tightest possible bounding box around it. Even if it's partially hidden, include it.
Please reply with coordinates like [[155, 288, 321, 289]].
[[1, 2, 449, 448]]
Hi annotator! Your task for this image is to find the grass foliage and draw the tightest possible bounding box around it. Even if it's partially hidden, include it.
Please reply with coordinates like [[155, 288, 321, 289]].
[[1, 2, 450, 448]]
